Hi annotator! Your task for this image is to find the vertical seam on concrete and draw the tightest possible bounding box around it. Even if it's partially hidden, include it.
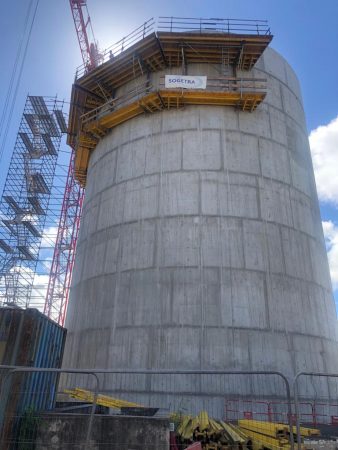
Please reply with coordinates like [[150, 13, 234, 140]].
[[240, 218, 246, 272], [198, 180, 204, 371], [101, 228, 109, 277], [153, 173, 160, 269], [267, 104, 273, 139], [286, 185, 294, 229], [235, 108, 239, 130], [255, 176, 262, 221], [91, 195, 100, 242], [279, 225, 287, 275], [280, 82, 286, 113], [320, 337, 329, 374], [198, 168, 202, 217], [257, 136, 263, 177], [153, 215, 159, 272], [286, 332, 297, 376], [112, 148, 117, 184], [169, 268, 174, 326], [109, 186, 127, 347], [263, 264, 271, 330], [220, 129, 225, 171], [180, 130, 184, 171], [307, 232, 316, 285], [247, 330, 253, 372]]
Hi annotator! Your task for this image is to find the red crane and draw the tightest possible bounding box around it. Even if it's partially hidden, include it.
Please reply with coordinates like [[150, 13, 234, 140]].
[[69, 0, 100, 71], [44, 0, 98, 325]]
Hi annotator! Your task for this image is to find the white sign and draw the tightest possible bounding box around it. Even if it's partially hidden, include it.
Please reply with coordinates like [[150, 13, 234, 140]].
[[165, 75, 207, 90]]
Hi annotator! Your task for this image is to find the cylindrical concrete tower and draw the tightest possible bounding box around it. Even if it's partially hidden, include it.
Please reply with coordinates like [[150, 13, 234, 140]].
[[64, 23, 338, 410]]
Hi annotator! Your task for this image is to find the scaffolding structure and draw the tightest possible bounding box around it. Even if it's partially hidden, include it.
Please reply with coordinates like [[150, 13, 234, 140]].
[[0, 95, 67, 307]]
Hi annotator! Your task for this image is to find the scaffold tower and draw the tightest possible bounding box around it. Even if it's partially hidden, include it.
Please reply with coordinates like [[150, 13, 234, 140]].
[[0, 95, 67, 307]]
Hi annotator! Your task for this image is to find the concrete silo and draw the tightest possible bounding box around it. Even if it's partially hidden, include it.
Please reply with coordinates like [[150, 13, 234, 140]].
[[64, 18, 338, 408]]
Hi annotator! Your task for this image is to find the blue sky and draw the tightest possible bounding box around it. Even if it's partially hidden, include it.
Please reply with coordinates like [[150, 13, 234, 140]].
[[1, 0, 338, 305]]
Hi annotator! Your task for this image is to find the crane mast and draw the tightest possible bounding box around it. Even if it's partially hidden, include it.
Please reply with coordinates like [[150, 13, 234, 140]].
[[69, 0, 99, 70], [44, 0, 98, 325]]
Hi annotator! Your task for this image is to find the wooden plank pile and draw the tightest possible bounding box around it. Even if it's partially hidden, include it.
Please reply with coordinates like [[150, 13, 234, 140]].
[[173, 411, 249, 449], [237, 419, 320, 450], [173, 414, 321, 450]]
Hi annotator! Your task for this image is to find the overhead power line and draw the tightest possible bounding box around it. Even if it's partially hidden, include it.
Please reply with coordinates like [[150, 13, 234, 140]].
[[0, 0, 40, 163]]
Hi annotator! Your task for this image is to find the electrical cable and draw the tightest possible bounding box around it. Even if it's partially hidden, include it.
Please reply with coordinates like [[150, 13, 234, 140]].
[[0, 0, 40, 163], [0, 0, 34, 135]]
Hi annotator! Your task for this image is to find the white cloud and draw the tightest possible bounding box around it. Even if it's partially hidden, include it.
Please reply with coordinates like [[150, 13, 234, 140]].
[[322, 221, 338, 290], [309, 116, 338, 205], [40, 225, 58, 248]]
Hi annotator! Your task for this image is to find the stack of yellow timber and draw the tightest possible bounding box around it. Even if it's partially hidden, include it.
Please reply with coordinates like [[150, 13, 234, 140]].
[[293, 426, 320, 438], [238, 419, 320, 450], [64, 388, 142, 409], [174, 411, 249, 449]]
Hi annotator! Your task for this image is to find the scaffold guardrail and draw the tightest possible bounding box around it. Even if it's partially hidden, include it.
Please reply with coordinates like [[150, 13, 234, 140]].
[[75, 16, 271, 78]]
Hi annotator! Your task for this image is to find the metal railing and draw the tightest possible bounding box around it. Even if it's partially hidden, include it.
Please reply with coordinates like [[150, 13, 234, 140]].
[[81, 81, 152, 126], [225, 397, 338, 428], [80, 76, 267, 127], [76, 18, 156, 78], [75, 16, 271, 78], [157, 16, 271, 35]]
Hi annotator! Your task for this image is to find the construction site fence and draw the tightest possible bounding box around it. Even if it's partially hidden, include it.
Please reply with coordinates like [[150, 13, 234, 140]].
[[293, 372, 338, 450], [0, 366, 99, 450], [75, 16, 271, 78], [0, 367, 294, 449], [225, 397, 338, 427], [1, 367, 338, 449]]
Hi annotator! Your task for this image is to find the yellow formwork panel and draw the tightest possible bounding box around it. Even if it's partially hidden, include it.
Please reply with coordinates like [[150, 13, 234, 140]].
[[74, 147, 90, 185]]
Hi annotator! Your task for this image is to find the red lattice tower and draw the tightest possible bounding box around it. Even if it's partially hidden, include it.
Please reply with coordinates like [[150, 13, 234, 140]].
[[44, 152, 84, 325], [44, 0, 98, 325], [69, 0, 99, 71]]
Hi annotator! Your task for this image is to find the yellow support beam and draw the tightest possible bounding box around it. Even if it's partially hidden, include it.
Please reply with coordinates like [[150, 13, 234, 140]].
[[239, 419, 290, 438], [64, 388, 142, 409], [238, 427, 291, 450], [74, 87, 265, 186]]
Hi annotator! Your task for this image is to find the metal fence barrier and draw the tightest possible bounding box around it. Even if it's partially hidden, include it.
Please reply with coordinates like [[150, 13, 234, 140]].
[[0, 367, 98, 450], [293, 372, 338, 450], [86, 369, 295, 450], [0, 366, 296, 449]]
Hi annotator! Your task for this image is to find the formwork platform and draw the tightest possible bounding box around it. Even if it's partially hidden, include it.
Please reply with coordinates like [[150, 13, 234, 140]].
[[67, 18, 273, 185]]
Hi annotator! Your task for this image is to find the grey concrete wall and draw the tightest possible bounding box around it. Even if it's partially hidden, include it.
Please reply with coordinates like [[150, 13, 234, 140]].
[[36, 413, 169, 450], [63, 47, 338, 409]]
